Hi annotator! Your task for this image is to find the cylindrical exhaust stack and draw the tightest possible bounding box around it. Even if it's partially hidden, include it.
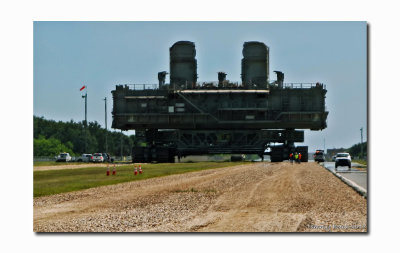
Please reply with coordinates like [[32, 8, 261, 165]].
[[158, 71, 168, 88], [169, 41, 198, 89], [241, 41, 269, 88], [218, 72, 227, 86], [274, 71, 284, 88]]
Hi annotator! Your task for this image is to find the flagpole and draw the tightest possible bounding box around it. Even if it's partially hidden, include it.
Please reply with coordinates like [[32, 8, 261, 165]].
[[85, 86, 87, 153], [85, 87, 87, 125], [81, 85, 88, 153], [104, 97, 108, 154]]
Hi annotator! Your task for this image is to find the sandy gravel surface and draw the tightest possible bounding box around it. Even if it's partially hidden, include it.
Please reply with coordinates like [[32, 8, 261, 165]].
[[34, 162, 367, 232], [34, 163, 125, 171]]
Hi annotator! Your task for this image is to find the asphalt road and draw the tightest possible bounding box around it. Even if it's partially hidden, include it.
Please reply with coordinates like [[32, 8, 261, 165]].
[[323, 162, 367, 190]]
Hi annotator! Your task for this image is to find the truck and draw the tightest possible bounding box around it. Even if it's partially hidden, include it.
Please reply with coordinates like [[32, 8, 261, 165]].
[[313, 150, 325, 162], [335, 153, 352, 169]]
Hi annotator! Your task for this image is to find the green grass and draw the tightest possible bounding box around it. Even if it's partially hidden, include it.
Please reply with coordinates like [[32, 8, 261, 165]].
[[352, 159, 367, 166], [34, 161, 88, 166], [33, 162, 245, 197]]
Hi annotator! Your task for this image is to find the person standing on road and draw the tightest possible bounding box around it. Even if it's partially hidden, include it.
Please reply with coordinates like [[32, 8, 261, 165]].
[[294, 152, 299, 163], [298, 153, 302, 164], [289, 152, 294, 164]]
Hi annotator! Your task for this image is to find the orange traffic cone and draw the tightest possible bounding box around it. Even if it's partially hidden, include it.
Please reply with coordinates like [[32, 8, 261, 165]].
[[112, 163, 116, 175], [139, 165, 142, 174], [134, 165, 138, 176], [106, 164, 110, 176]]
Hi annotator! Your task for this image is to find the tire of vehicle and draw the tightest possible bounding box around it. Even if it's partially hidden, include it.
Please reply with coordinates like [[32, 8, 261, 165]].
[[271, 156, 284, 162], [77, 159, 82, 162], [132, 147, 146, 163], [335, 164, 338, 168]]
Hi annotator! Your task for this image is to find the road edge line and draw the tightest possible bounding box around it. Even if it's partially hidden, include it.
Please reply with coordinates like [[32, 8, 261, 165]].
[[321, 163, 367, 199]]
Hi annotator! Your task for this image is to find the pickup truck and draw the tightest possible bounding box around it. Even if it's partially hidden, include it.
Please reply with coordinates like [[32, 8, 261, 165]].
[[335, 153, 352, 169], [313, 150, 325, 162]]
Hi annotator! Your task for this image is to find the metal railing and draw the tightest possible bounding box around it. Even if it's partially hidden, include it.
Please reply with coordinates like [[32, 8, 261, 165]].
[[282, 83, 326, 89], [121, 84, 158, 90], [33, 156, 132, 162], [33, 156, 57, 162], [120, 82, 326, 91]]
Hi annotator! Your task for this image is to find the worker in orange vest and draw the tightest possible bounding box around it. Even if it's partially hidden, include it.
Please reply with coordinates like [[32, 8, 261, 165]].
[[289, 152, 294, 164], [298, 153, 302, 163]]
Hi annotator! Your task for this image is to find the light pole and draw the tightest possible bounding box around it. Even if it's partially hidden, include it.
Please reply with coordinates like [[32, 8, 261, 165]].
[[103, 97, 108, 154], [120, 130, 123, 160], [82, 88, 87, 152], [360, 127, 363, 159]]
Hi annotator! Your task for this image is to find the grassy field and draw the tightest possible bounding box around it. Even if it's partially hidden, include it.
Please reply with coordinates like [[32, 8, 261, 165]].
[[352, 159, 367, 166], [34, 161, 89, 166], [34, 162, 245, 197], [34, 161, 135, 166]]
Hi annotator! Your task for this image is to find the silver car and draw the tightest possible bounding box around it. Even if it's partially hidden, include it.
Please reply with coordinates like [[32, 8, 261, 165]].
[[76, 154, 92, 162], [91, 153, 104, 163]]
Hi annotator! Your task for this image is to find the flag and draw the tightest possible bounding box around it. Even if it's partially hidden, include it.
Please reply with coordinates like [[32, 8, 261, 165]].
[[80, 85, 86, 91]]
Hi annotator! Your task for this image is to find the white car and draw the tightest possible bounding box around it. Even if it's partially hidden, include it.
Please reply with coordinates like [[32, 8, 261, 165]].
[[91, 153, 104, 163], [335, 153, 351, 169], [56, 153, 72, 162], [76, 154, 92, 162]]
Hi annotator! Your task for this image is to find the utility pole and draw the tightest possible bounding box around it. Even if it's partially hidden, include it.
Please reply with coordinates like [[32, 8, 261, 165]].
[[103, 97, 108, 153], [120, 130, 123, 160], [82, 88, 88, 152], [360, 127, 363, 159], [324, 138, 326, 153]]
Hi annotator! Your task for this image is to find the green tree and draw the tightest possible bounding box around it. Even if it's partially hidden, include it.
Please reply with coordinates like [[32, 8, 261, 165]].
[[347, 142, 367, 158], [34, 116, 135, 156], [34, 136, 75, 156]]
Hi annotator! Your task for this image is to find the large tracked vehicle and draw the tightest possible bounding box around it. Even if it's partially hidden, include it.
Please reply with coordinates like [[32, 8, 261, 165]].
[[112, 41, 328, 162]]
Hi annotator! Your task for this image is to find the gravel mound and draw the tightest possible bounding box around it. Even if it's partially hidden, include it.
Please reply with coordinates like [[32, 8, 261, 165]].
[[34, 162, 367, 232]]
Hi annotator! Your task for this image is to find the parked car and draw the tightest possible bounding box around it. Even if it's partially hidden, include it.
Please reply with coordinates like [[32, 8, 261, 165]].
[[76, 154, 92, 162], [335, 153, 352, 169], [102, 153, 114, 163], [56, 153, 72, 162], [91, 153, 104, 163]]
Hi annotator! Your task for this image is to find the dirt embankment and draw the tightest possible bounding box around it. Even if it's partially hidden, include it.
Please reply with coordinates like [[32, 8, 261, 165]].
[[34, 162, 367, 232]]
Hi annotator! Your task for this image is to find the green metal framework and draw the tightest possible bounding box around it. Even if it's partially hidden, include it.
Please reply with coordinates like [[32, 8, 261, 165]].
[[111, 41, 328, 163]]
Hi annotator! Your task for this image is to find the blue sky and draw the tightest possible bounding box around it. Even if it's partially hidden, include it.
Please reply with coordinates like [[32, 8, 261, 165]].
[[33, 21, 366, 152]]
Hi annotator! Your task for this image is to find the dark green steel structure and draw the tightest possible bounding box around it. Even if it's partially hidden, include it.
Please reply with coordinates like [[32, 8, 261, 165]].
[[112, 41, 328, 162]]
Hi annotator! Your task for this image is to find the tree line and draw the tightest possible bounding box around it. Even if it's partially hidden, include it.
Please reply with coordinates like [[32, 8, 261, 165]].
[[34, 116, 135, 157], [347, 141, 367, 159]]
